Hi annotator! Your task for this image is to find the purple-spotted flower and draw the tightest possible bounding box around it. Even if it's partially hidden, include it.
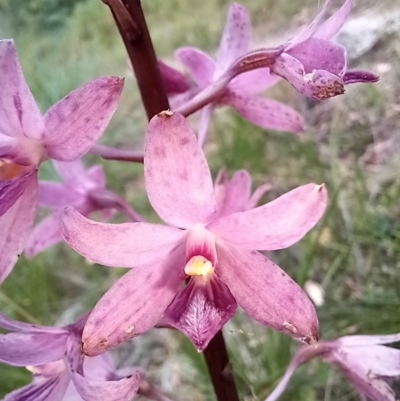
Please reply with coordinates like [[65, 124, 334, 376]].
[[25, 159, 143, 258], [171, 3, 305, 144], [0, 39, 123, 284], [270, 0, 379, 100], [265, 332, 400, 401], [61, 111, 327, 353], [0, 312, 141, 401]]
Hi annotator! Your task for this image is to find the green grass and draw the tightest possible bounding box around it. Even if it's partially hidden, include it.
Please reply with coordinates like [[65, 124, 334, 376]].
[[0, 0, 399, 399]]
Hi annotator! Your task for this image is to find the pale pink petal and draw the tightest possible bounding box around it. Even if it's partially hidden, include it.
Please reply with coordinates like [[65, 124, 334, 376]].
[[287, 0, 333, 48], [53, 159, 87, 186], [86, 165, 106, 189], [72, 370, 140, 401], [197, 104, 214, 147], [43, 77, 124, 161], [215, 3, 251, 78], [83, 354, 115, 381], [82, 245, 184, 356], [175, 48, 215, 89], [25, 213, 64, 258], [0, 172, 38, 284], [338, 333, 400, 346], [345, 346, 400, 377], [38, 182, 82, 208], [314, 0, 352, 40], [271, 53, 345, 100], [225, 93, 305, 133], [61, 207, 186, 268], [0, 40, 44, 139], [215, 169, 251, 217], [164, 275, 237, 351], [0, 312, 67, 334], [3, 373, 70, 401], [229, 68, 280, 95], [331, 350, 398, 401], [245, 183, 272, 210], [145, 112, 217, 228], [287, 38, 347, 76], [216, 243, 319, 342], [158, 60, 190, 95], [0, 332, 69, 366], [208, 183, 327, 250], [264, 345, 321, 401]]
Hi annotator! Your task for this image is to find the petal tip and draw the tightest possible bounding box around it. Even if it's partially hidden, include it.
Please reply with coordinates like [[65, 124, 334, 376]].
[[158, 109, 174, 117]]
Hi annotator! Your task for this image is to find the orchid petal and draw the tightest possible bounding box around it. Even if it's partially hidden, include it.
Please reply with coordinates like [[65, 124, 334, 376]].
[[287, 38, 347, 76], [158, 60, 190, 95], [314, 0, 352, 40], [0, 172, 38, 284], [225, 93, 305, 133], [82, 245, 184, 356], [245, 183, 272, 210], [0, 312, 67, 334], [175, 48, 215, 89], [82, 354, 115, 381], [0, 40, 44, 139], [271, 53, 345, 100], [25, 213, 64, 258], [38, 182, 82, 209], [43, 77, 124, 161], [3, 374, 70, 401], [53, 159, 87, 187], [287, 0, 333, 48], [208, 183, 327, 250], [145, 112, 217, 228], [0, 171, 33, 216], [216, 243, 319, 343], [164, 275, 237, 351], [61, 208, 186, 268], [215, 3, 251, 78], [345, 346, 400, 377], [229, 68, 280, 95], [338, 333, 400, 347], [0, 332, 69, 366], [214, 169, 251, 217], [86, 165, 106, 189], [72, 371, 140, 401], [264, 345, 322, 401], [197, 104, 214, 147], [343, 69, 379, 85], [332, 351, 398, 401]]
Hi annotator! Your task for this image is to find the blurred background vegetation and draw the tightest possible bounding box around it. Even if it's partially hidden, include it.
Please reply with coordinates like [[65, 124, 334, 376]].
[[0, 0, 399, 399]]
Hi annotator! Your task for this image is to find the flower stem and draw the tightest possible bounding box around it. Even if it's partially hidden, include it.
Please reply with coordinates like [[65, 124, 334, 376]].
[[203, 330, 240, 401], [102, 0, 169, 119], [90, 144, 144, 163]]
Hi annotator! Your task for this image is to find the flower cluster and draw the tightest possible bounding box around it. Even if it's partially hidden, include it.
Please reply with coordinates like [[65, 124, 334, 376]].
[[0, 0, 395, 400]]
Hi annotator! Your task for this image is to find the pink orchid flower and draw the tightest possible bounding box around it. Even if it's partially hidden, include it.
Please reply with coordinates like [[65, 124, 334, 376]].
[[170, 3, 306, 144], [265, 332, 400, 401], [61, 111, 327, 354], [0, 39, 124, 284], [25, 159, 143, 258], [270, 0, 379, 99], [0, 312, 141, 401]]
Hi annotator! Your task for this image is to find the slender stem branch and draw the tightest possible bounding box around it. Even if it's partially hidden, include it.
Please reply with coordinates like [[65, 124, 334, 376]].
[[90, 144, 144, 163], [105, 2, 239, 400], [103, 0, 169, 119], [203, 330, 240, 401]]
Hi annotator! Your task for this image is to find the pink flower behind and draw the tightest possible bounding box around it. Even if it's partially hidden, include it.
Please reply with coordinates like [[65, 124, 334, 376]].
[[61, 111, 328, 354], [265, 333, 400, 401], [0, 39, 124, 284]]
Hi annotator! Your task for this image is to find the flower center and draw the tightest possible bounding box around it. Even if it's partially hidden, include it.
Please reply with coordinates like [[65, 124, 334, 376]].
[[0, 159, 27, 180], [184, 255, 214, 277]]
